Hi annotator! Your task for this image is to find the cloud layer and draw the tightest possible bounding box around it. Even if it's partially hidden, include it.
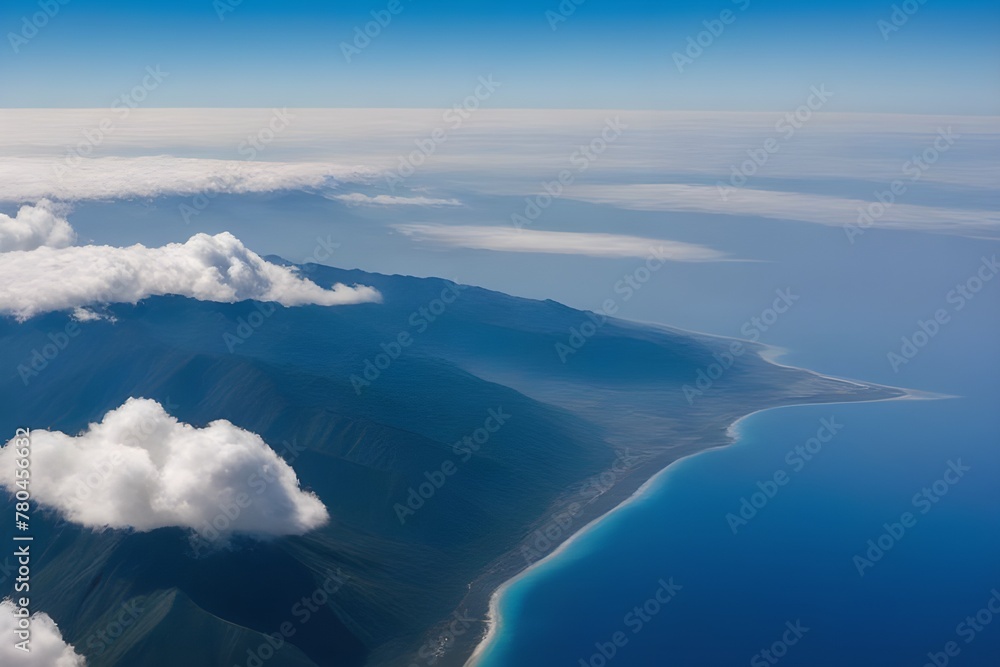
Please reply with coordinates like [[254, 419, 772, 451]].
[[3, 110, 996, 190], [331, 193, 462, 207], [0, 600, 85, 667], [0, 398, 329, 537], [0, 156, 377, 202], [393, 224, 726, 260], [565, 184, 1000, 238], [0, 201, 76, 252], [0, 231, 380, 320]]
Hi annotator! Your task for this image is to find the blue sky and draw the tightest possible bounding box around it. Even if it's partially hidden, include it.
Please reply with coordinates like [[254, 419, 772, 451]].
[[1, 0, 997, 112]]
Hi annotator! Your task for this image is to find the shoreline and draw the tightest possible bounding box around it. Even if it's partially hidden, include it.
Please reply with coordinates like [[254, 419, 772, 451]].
[[465, 440, 719, 667], [463, 382, 920, 667]]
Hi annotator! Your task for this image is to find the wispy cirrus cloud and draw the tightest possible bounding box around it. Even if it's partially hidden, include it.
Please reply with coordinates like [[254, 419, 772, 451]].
[[0, 231, 380, 320], [564, 184, 1000, 238], [393, 223, 726, 260]]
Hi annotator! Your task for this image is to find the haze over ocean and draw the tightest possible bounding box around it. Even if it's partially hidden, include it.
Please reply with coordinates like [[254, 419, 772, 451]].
[[473, 222, 1000, 667], [1, 0, 998, 664]]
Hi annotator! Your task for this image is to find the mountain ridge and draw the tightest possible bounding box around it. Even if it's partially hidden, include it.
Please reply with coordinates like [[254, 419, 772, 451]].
[[0, 261, 905, 667]]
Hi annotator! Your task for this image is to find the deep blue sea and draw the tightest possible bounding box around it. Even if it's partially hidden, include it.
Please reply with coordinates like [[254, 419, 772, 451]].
[[474, 236, 1000, 666]]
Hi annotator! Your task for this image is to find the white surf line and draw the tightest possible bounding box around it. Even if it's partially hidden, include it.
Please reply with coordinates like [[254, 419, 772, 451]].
[[467, 432, 749, 665], [466, 380, 928, 666]]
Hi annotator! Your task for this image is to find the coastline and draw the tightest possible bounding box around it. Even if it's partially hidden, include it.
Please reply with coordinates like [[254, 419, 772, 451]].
[[465, 438, 722, 667], [460, 378, 918, 667]]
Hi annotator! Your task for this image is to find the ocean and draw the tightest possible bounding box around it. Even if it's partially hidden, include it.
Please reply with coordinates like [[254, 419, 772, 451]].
[[472, 236, 1000, 666]]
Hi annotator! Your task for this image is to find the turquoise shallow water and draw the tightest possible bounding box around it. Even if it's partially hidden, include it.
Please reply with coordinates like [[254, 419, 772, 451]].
[[475, 247, 1000, 666], [477, 395, 1000, 666]]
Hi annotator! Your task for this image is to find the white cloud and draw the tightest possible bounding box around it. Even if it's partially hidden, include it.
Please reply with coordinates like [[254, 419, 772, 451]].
[[0, 156, 378, 203], [0, 600, 85, 667], [0, 398, 329, 537], [0, 110, 997, 196], [0, 201, 76, 252], [70, 307, 111, 323], [331, 193, 462, 207], [393, 224, 726, 260], [0, 232, 380, 320], [564, 184, 1000, 238]]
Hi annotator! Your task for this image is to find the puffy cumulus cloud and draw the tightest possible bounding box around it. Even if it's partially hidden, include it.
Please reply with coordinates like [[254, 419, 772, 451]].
[[0, 398, 329, 537], [0, 156, 378, 202], [0, 200, 76, 252], [331, 193, 462, 207], [0, 600, 85, 667], [0, 231, 380, 320], [393, 224, 727, 261], [70, 307, 112, 323]]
